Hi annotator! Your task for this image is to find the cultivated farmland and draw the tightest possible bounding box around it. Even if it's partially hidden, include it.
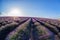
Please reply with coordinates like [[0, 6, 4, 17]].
[[0, 17, 60, 40]]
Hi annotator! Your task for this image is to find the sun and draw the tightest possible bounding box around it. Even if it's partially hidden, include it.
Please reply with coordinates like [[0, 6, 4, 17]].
[[7, 7, 24, 16]]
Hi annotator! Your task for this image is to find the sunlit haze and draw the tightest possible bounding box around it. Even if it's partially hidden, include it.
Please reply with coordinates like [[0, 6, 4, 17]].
[[7, 7, 24, 16]]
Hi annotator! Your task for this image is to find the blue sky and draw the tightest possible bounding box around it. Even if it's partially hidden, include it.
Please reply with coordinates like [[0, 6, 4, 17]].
[[0, 0, 60, 19]]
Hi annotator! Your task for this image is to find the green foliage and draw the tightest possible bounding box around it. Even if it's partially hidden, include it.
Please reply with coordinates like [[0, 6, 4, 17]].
[[10, 30, 24, 40]]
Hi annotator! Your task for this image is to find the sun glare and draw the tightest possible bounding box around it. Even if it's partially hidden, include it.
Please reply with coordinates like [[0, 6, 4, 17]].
[[7, 7, 24, 16]]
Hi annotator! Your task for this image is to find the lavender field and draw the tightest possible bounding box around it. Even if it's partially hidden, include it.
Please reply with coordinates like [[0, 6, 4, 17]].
[[0, 17, 60, 40]]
